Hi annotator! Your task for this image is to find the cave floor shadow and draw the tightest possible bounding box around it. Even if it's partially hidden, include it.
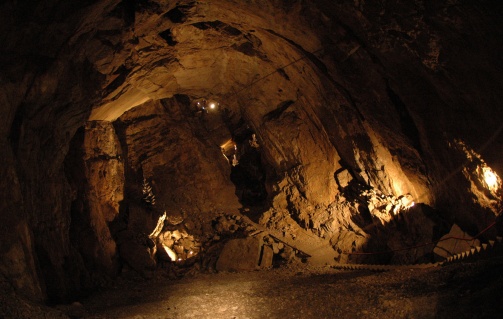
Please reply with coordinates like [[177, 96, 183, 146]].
[[80, 258, 503, 319]]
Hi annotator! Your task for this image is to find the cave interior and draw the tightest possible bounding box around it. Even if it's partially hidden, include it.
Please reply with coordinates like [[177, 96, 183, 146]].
[[1, 0, 503, 317]]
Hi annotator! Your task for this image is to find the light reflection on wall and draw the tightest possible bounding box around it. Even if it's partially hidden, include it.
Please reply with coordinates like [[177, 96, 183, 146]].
[[452, 139, 502, 213]]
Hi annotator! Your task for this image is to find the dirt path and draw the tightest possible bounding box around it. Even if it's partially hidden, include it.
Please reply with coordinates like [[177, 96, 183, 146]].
[[82, 259, 503, 319]]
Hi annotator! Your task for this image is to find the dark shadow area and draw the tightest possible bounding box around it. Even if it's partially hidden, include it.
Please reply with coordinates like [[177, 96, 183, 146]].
[[435, 257, 503, 318], [220, 116, 269, 220], [230, 146, 267, 207]]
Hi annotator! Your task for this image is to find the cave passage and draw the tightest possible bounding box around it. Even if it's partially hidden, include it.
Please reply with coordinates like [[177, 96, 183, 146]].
[[229, 129, 268, 208]]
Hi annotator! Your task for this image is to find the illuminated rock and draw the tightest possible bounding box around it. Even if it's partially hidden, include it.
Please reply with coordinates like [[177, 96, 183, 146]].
[[66, 121, 123, 278]]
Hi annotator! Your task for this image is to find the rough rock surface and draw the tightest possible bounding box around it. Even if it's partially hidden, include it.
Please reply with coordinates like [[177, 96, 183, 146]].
[[114, 98, 241, 218], [215, 237, 264, 272], [79, 121, 123, 275]]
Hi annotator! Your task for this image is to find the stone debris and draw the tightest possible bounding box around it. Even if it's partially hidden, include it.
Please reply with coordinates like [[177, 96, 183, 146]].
[[156, 227, 201, 263], [199, 212, 299, 272], [335, 168, 353, 188], [141, 209, 309, 275], [355, 186, 415, 225]]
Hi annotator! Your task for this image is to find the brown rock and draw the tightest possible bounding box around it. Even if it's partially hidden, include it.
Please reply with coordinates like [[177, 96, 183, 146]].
[[119, 241, 156, 277], [335, 169, 353, 189], [259, 246, 274, 269], [216, 237, 263, 272]]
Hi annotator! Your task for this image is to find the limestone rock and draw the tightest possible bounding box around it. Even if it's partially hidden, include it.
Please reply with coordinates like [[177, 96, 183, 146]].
[[216, 237, 263, 272], [335, 169, 353, 189], [115, 99, 242, 221]]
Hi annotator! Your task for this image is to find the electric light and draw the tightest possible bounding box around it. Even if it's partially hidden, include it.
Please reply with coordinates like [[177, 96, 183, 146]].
[[483, 167, 499, 190], [209, 102, 216, 109], [162, 244, 177, 262]]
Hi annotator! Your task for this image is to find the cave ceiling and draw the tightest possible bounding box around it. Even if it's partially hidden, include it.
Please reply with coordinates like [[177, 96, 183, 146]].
[[87, 0, 324, 121]]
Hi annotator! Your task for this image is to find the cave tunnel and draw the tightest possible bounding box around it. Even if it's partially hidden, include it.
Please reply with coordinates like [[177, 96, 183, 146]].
[[1, 0, 503, 318]]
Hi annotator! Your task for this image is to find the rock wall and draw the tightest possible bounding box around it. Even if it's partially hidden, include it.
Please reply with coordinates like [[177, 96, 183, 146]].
[[114, 97, 241, 227], [0, 145, 42, 301], [0, 0, 122, 302], [313, 0, 503, 231], [66, 121, 124, 280]]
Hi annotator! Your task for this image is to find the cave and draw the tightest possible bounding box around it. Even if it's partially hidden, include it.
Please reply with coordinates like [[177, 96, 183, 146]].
[[1, 0, 503, 318]]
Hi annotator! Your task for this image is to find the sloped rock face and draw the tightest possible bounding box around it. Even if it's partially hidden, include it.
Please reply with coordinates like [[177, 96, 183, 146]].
[[114, 97, 241, 223], [69, 121, 124, 276], [315, 0, 503, 235], [0, 0, 502, 303], [433, 224, 481, 260], [62, 121, 124, 298]]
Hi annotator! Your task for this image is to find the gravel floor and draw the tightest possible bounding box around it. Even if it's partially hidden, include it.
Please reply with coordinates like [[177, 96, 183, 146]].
[[79, 258, 503, 319], [2, 258, 502, 319]]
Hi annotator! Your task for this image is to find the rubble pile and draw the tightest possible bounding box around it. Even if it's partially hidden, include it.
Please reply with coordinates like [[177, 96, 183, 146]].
[[359, 188, 415, 226], [340, 179, 415, 225], [203, 213, 301, 271], [121, 210, 304, 277]]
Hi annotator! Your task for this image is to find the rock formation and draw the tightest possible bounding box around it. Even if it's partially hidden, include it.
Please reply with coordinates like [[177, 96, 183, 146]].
[[1, 0, 502, 305]]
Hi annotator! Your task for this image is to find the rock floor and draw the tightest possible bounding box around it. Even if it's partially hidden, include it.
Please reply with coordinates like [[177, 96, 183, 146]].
[[2, 258, 502, 319], [79, 258, 503, 319]]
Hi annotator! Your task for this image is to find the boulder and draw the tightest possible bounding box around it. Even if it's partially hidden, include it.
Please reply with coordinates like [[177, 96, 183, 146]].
[[216, 237, 263, 272], [433, 224, 481, 259], [119, 241, 156, 277]]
